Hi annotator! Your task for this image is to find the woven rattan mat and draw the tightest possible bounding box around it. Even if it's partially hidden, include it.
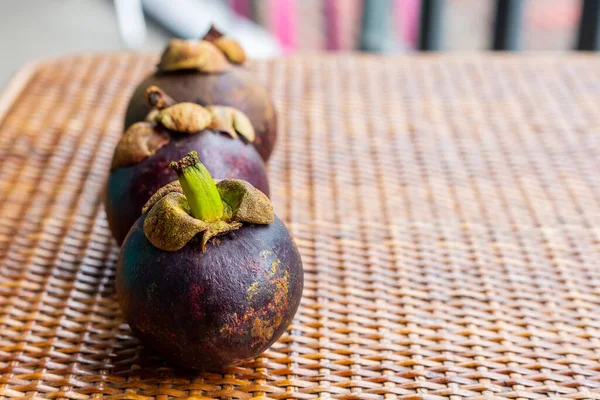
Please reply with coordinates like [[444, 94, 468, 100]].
[[1, 54, 600, 399]]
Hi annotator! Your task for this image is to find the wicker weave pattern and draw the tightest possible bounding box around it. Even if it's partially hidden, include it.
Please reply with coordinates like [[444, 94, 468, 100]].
[[1, 54, 600, 399]]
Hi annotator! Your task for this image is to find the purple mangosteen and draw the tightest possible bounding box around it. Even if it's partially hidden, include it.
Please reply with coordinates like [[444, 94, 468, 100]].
[[116, 151, 303, 370], [124, 26, 277, 161], [106, 87, 269, 244]]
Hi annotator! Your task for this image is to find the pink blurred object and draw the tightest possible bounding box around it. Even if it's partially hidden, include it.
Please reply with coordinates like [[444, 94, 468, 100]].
[[396, 0, 420, 49], [248, 0, 372, 52], [270, 0, 297, 52], [229, 0, 251, 18], [324, 0, 362, 51], [527, 0, 579, 28], [324, 0, 340, 50]]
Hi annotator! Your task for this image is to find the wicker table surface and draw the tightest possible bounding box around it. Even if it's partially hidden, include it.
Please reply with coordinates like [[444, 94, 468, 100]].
[[1, 53, 600, 399]]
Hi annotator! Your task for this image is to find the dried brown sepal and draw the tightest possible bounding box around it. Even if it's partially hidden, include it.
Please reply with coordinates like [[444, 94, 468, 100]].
[[207, 106, 255, 142], [142, 178, 273, 252], [143, 192, 209, 252], [200, 220, 242, 251], [217, 180, 274, 224], [142, 180, 183, 214], [213, 38, 247, 64], [157, 39, 231, 73], [156, 103, 212, 134], [202, 25, 246, 64], [145, 86, 175, 110], [111, 122, 170, 170], [143, 191, 241, 252]]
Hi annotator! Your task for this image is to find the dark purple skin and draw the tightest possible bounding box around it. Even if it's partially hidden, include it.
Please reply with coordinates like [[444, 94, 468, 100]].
[[117, 215, 303, 370], [124, 69, 277, 161], [106, 130, 269, 245]]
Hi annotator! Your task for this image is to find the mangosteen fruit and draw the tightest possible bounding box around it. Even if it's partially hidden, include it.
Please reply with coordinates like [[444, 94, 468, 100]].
[[106, 87, 269, 244], [125, 26, 277, 161], [116, 151, 303, 370]]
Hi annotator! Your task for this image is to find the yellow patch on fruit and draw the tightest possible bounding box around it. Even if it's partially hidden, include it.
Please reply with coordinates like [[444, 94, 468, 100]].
[[271, 259, 281, 275], [246, 281, 260, 301], [272, 272, 290, 310], [250, 317, 276, 342], [220, 269, 291, 348]]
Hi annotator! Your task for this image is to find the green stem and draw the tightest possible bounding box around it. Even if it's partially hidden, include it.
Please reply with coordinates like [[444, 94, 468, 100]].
[[169, 151, 224, 222]]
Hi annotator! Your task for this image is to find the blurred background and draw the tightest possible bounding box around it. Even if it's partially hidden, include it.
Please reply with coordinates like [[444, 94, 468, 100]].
[[0, 0, 586, 87]]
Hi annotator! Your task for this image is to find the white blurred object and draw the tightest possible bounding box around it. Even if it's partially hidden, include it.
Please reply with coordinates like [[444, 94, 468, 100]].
[[114, 0, 281, 58], [142, 0, 229, 39], [114, 0, 148, 48], [142, 0, 281, 58]]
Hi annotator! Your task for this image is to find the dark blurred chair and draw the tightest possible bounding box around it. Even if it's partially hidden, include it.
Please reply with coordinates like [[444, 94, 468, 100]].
[[409, 0, 600, 51], [577, 0, 600, 50]]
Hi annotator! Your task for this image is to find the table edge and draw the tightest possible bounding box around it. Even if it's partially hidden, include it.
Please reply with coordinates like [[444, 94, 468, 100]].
[[0, 60, 41, 126]]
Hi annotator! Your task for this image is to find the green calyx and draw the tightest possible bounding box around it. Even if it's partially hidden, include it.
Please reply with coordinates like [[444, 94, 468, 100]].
[[143, 151, 273, 252], [169, 151, 224, 222]]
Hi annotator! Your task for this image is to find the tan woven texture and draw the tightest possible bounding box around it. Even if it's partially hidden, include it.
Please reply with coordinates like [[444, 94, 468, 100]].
[[1, 53, 600, 399]]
